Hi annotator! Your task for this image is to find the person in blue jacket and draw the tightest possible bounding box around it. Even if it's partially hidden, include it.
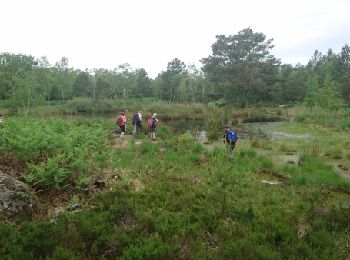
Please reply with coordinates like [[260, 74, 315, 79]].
[[223, 126, 238, 160]]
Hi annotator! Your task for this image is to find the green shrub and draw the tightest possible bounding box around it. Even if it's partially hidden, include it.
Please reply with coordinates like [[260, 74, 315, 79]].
[[250, 136, 272, 150], [294, 115, 306, 123], [324, 146, 343, 159], [339, 119, 350, 129], [0, 117, 110, 190], [278, 143, 296, 154]]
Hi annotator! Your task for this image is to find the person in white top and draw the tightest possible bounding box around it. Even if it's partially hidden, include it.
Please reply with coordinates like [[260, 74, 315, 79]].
[[136, 111, 142, 134]]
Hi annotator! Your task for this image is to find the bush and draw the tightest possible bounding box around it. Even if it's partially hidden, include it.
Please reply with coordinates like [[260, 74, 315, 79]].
[[0, 117, 110, 190]]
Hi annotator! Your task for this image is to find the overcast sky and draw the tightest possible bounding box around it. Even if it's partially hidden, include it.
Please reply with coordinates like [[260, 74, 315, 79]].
[[1, 0, 349, 77]]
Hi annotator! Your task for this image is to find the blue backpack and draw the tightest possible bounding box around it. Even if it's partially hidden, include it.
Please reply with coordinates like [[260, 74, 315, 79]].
[[227, 130, 237, 142], [132, 114, 140, 125]]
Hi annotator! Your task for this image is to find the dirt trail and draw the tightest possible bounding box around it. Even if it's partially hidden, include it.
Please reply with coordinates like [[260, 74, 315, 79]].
[[112, 136, 129, 151]]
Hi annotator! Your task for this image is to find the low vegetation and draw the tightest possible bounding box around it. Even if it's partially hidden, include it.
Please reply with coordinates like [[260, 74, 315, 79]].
[[0, 117, 111, 190], [0, 105, 350, 258]]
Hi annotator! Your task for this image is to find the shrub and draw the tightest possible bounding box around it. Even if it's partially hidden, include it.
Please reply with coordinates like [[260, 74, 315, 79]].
[[0, 117, 110, 190]]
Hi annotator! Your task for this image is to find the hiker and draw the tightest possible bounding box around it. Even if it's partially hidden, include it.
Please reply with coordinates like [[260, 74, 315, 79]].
[[116, 112, 127, 137], [148, 113, 158, 140], [223, 126, 238, 160], [0, 114, 3, 127], [132, 111, 142, 135]]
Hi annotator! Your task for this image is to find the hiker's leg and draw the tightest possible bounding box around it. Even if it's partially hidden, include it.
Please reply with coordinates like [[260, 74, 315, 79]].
[[136, 125, 141, 134], [226, 145, 231, 160], [153, 127, 157, 139], [120, 125, 125, 138], [153, 128, 157, 139], [230, 143, 236, 160], [227, 142, 235, 160]]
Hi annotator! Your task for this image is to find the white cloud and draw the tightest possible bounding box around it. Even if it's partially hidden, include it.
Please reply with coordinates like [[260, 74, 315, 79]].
[[1, 0, 349, 77]]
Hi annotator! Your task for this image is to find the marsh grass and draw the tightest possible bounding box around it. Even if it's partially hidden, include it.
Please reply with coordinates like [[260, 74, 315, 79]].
[[292, 155, 350, 189], [13, 98, 208, 120], [293, 106, 350, 129], [324, 146, 343, 159], [302, 141, 323, 157], [278, 143, 297, 154], [250, 136, 272, 150]]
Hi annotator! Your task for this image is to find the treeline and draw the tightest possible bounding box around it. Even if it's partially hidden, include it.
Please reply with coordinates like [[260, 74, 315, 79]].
[[0, 28, 349, 108]]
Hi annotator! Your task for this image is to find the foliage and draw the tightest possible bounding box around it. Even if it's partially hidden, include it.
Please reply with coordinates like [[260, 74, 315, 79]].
[[1, 28, 350, 107], [305, 74, 345, 109], [0, 111, 350, 258], [201, 27, 280, 105], [0, 116, 110, 190]]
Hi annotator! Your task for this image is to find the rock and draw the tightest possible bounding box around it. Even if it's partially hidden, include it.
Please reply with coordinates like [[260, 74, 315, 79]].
[[261, 180, 282, 185], [0, 171, 35, 216], [277, 154, 300, 165]]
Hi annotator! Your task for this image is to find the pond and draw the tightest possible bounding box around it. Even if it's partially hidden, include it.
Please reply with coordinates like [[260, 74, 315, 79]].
[[165, 119, 311, 144]]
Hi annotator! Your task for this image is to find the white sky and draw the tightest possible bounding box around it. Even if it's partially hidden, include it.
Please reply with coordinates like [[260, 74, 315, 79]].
[[1, 0, 349, 78]]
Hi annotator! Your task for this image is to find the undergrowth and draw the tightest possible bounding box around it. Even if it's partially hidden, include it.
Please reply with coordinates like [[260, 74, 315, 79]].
[[0, 114, 350, 259]]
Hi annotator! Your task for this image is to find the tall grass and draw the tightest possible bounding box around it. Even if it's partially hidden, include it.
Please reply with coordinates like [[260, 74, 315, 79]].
[[292, 155, 350, 189]]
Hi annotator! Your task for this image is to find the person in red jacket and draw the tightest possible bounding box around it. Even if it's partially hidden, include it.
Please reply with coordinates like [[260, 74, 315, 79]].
[[116, 112, 127, 137]]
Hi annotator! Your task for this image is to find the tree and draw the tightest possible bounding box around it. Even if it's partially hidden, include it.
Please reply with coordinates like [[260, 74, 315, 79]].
[[36, 56, 54, 102], [201, 28, 280, 106], [162, 58, 187, 102], [282, 66, 308, 102], [0, 53, 40, 109], [51, 57, 76, 101], [339, 44, 350, 102], [305, 74, 345, 109], [151, 75, 164, 99], [135, 68, 151, 99], [116, 64, 137, 106], [73, 71, 92, 97], [320, 75, 345, 109], [179, 64, 204, 103], [307, 50, 324, 71], [304, 74, 319, 107], [0, 53, 37, 101], [93, 69, 115, 100]]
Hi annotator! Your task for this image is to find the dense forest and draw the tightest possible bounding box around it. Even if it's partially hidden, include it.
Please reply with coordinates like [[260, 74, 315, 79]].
[[1, 28, 349, 109]]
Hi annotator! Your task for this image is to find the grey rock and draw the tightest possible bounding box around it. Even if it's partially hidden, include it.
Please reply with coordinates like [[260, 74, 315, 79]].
[[0, 171, 35, 216], [277, 154, 300, 165]]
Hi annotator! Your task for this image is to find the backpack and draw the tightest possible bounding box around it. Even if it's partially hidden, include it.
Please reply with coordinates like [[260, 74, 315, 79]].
[[117, 116, 123, 126], [147, 118, 154, 128], [227, 130, 237, 142], [132, 113, 139, 125]]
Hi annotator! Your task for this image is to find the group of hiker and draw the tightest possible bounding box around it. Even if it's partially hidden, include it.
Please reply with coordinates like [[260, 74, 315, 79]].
[[115, 110, 238, 159], [1, 110, 238, 159], [116, 111, 159, 140]]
